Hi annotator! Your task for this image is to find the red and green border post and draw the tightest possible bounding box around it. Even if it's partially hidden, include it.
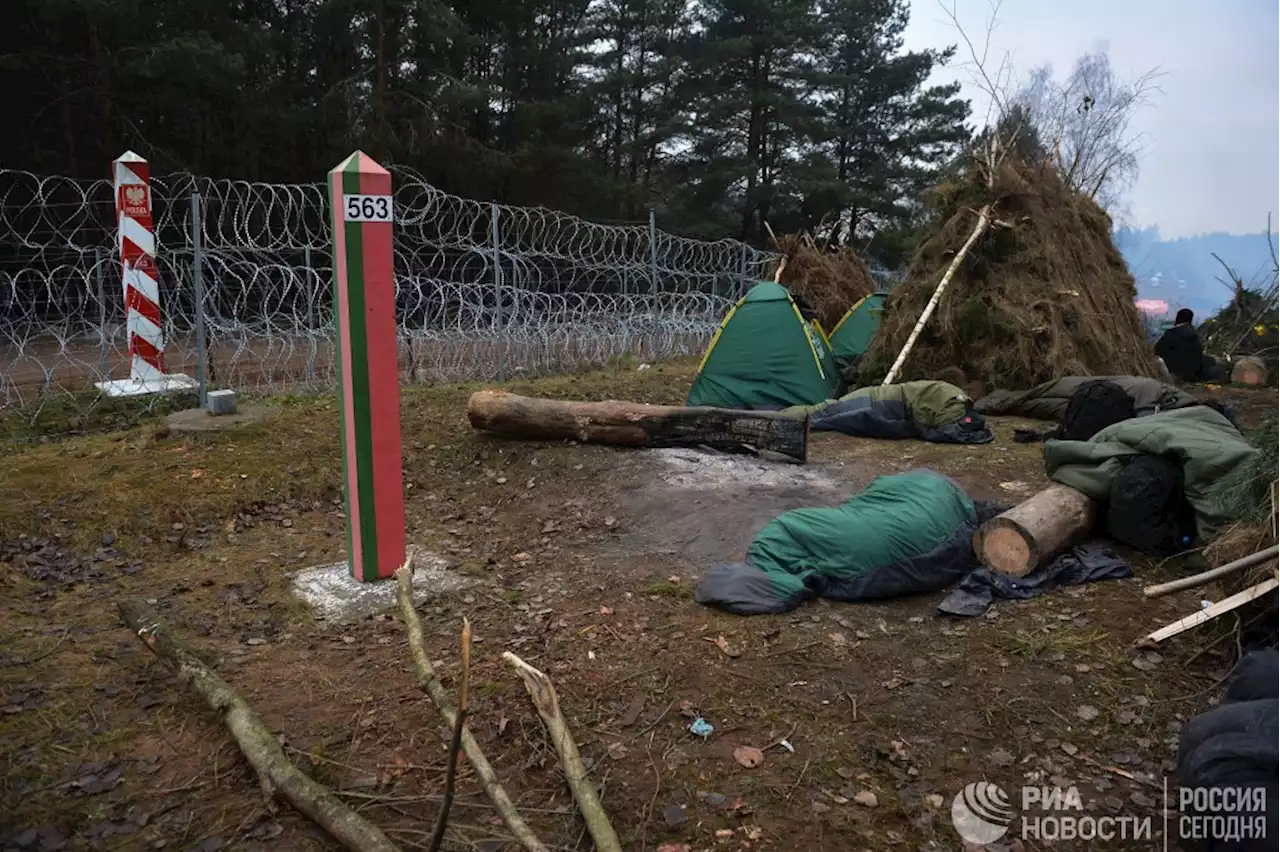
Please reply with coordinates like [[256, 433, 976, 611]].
[[328, 151, 406, 582]]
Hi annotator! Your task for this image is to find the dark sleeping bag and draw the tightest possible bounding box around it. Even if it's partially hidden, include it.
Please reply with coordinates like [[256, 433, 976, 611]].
[[1106, 455, 1196, 552], [1177, 650, 1278, 852]]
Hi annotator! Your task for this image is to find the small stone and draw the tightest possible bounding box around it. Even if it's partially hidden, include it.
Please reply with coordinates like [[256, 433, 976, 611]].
[[701, 792, 727, 807], [853, 790, 879, 808], [1077, 704, 1100, 721], [1061, 743, 1079, 756], [811, 801, 832, 814], [662, 804, 686, 829], [1130, 792, 1156, 808], [246, 638, 266, 646], [988, 748, 1015, 767], [926, 794, 944, 808]]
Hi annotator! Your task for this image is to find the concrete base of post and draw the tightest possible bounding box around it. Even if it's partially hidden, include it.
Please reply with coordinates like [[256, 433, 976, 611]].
[[291, 550, 470, 622], [165, 406, 267, 433], [95, 374, 197, 398]]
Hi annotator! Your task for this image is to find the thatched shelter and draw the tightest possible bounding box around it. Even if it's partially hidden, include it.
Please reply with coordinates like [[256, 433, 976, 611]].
[[767, 233, 876, 332], [858, 155, 1162, 390]]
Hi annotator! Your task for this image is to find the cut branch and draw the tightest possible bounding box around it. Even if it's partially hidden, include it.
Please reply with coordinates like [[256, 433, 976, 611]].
[[395, 566, 548, 852], [118, 600, 400, 852], [502, 652, 622, 852], [427, 618, 471, 852]]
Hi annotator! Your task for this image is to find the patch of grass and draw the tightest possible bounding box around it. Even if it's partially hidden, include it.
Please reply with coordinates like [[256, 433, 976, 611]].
[[472, 680, 505, 700], [642, 581, 694, 599], [0, 389, 198, 446], [999, 628, 1109, 661], [0, 360, 699, 555]]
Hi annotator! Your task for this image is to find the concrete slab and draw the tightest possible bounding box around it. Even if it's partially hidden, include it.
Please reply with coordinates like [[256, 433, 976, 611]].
[[165, 406, 268, 432], [96, 373, 197, 397], [291, 550, 470, 622]]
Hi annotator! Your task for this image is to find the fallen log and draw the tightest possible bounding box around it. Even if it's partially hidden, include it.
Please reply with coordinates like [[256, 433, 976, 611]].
[[503, 652, 622, 852], [973, 484, 1097, 577], [118, 600, 399, 852], [1143, 545, 1280, 599], [466, 391, 809, 462]]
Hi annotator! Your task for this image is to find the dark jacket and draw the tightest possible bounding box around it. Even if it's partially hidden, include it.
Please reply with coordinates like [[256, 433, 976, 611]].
[[1155, 323, 1204, 381]]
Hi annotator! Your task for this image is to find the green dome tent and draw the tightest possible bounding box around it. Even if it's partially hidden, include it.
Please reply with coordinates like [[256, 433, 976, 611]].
[[688, 281, 840, 409], [828, 292, 887, 363]]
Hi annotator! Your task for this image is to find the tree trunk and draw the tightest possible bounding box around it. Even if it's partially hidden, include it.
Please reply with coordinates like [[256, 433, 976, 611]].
[[87, 15, 115, 163], [466, 391, 810, 461], [973, 484, 1096, 577]]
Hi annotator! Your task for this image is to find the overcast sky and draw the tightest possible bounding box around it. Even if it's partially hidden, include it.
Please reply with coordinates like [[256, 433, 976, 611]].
[[903, 0, 1280, 240]]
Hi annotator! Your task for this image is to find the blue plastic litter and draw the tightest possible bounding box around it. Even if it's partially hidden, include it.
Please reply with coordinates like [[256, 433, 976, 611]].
[[689, 718, 713, 737]]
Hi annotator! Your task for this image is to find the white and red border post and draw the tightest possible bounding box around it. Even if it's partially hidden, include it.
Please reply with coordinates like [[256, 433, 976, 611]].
[[95, 151, 195, 397]]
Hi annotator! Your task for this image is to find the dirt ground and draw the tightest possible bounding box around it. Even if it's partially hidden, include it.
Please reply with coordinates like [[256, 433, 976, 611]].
[[0, 363, 1275, 852]]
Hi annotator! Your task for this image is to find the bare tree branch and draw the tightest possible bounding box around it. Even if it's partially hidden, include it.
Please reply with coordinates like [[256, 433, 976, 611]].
[[1011, 49, 1162, 211]]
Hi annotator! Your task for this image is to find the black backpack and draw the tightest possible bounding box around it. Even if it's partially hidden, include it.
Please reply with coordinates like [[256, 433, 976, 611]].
[[1058, 380, 1136, 441], [1106, 455, 1195, 552]]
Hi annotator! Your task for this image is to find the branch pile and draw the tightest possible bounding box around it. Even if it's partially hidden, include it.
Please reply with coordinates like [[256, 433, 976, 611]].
[[120, 560, 624, 852], [859, 156, 1162, 389], [767, 231, 876, 331]]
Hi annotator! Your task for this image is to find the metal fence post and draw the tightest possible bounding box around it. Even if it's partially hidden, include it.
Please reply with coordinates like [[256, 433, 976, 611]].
[[94, 247, 109, 379], [304, 244, 317, 384], [648, 209, 659, 303], [738, 242, 748, 298], [491, 201, 505, 382], [190, 191, 209, 407]]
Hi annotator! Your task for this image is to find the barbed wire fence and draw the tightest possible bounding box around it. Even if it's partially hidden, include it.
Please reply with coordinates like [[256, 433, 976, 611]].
[[1, 165, 899, 435]]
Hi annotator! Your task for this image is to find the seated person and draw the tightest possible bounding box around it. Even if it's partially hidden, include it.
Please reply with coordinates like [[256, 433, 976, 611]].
[[1155, 309, 1220, 382]]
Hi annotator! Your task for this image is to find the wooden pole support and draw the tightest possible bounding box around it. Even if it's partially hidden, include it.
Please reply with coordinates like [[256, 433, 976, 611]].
[[973, 484, 1096, 577], [1143, 545, 1280, 599], [328, 151, 405, 582], [466, 390, 810, 462], [1138, 572, 1280, 647], [882, 205, 991, 385]]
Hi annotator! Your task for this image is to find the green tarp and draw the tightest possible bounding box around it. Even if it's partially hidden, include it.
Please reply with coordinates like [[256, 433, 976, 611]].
[[687, 282, 840, 409], [694, 470, 982, 614], [1044, 406, 1259, 539]]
